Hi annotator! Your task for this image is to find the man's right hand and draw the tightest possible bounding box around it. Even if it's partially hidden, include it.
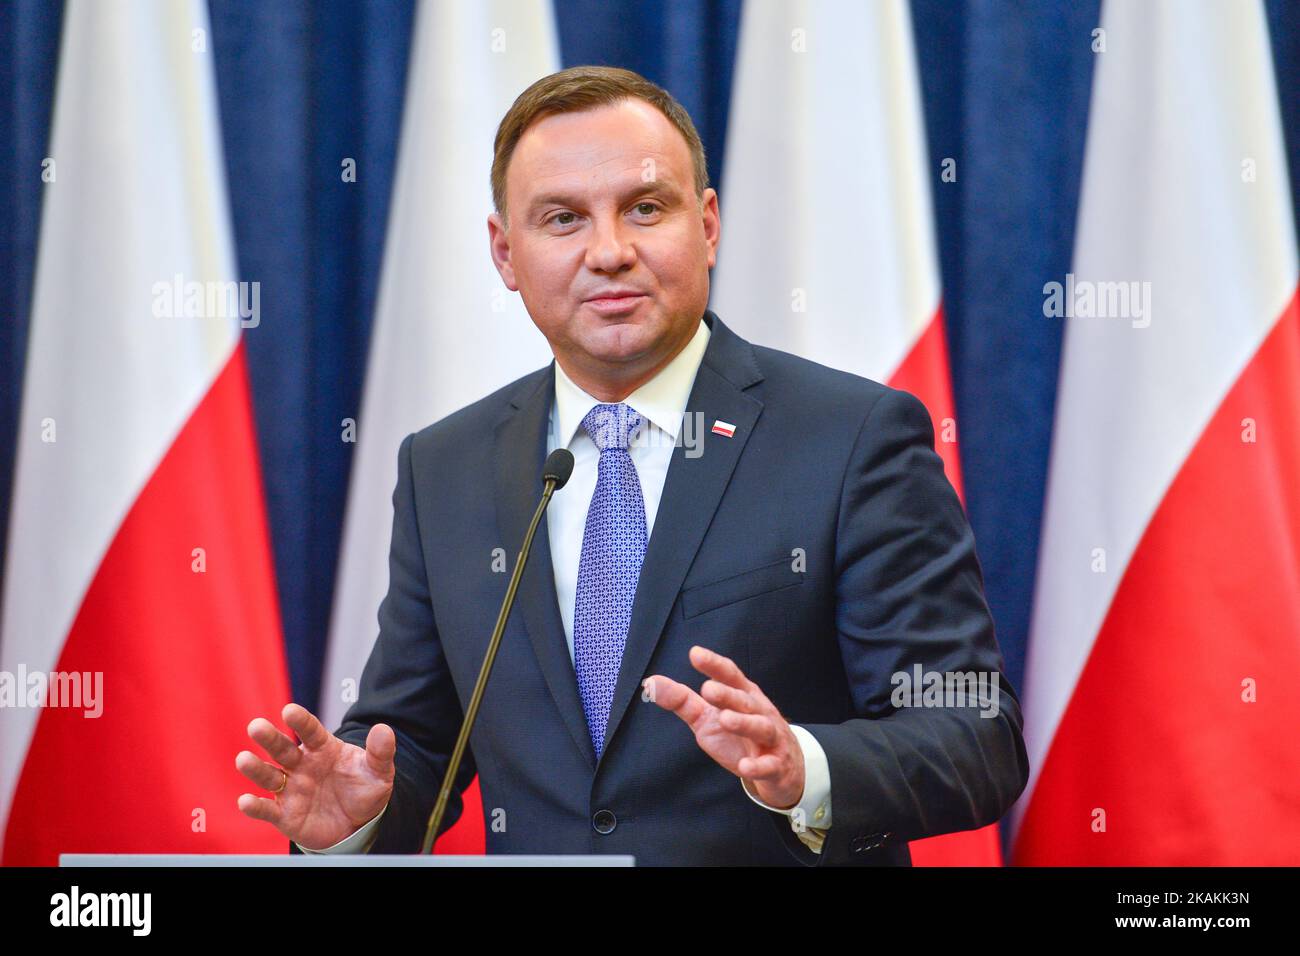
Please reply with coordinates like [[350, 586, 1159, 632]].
[[236, 703, 395, 851]]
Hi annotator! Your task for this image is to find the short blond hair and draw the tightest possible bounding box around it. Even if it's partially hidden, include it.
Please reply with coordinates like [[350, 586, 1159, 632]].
[[491, 65, 709, 225]]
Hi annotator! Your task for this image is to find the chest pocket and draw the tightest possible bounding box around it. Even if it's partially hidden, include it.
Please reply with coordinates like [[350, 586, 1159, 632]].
[[680, 556, 803, 619]]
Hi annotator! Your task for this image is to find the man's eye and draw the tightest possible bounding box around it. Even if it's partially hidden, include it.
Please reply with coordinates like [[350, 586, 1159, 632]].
[[550, 212, 576, 226], [634, 202, 659, 216]]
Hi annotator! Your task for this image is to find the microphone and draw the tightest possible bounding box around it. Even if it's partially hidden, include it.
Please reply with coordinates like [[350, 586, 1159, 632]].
[[421, 448, 574, 853]]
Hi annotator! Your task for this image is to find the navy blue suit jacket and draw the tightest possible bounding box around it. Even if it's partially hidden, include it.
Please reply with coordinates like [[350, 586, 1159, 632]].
[[324, 309, 1029, 865]]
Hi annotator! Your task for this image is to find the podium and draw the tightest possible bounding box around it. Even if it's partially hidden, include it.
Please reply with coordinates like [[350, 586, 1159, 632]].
[[61, 854, 634, 866]]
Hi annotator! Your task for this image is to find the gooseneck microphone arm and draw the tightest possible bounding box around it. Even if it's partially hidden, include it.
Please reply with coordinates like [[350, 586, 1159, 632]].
[[421, 448, 575, 854]]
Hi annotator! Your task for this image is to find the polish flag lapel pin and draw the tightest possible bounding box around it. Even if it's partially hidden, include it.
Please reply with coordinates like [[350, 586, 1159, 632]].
[[711, 419, 736, 438]]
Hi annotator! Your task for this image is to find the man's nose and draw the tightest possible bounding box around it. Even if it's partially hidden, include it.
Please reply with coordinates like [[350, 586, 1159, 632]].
[[584, 213, 637, 273]]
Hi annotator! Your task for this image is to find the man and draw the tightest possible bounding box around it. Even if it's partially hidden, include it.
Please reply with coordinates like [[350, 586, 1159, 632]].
[[236, 65, 1029, 865]]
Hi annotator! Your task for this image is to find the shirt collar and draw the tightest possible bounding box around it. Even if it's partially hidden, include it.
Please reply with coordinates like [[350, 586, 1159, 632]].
[[552, 316, 711, 448]]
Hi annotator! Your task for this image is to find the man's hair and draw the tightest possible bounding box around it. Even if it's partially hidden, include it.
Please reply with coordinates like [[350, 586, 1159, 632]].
[[491, 65, 709, 227]]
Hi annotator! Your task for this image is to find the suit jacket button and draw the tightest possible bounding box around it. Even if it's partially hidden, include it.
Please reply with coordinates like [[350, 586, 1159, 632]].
[[592, 809, 617, 834]]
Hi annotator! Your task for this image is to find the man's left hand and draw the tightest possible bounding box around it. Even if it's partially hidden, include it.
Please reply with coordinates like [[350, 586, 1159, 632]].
[[644, 645, 805, 809]]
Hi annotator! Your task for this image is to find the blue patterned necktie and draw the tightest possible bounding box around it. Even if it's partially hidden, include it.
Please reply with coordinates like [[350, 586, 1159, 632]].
[[573, 402, 648, 760]]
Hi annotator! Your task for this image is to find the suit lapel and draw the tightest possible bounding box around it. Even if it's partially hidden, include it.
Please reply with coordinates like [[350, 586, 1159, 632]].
[[493, 362, 597, 770], [599, 311, 766, 762]]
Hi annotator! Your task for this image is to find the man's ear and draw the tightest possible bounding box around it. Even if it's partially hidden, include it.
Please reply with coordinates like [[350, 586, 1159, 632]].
[[487, 212, 519, 291], [700, 188, 720, 269]]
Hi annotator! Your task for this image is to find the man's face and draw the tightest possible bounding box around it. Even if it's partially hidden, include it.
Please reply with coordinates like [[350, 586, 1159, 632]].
[[488, 98, 720, 395]]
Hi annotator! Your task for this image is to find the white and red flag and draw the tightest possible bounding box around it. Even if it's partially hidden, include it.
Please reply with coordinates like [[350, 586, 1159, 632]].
[[1013, 0, 1300, 864], [0, 0, 289, 864], [711, 0, 989, 864]]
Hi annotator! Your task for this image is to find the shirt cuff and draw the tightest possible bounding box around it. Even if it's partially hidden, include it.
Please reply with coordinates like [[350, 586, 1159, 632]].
[[295, 801, 388, 855], [741, 724, 832, 851]]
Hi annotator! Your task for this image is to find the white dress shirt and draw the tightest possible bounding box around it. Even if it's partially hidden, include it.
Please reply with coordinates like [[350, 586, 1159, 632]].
[[300, 317, 831, 855]]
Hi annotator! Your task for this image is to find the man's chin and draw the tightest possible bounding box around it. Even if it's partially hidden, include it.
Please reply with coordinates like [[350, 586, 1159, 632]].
[[577, 320, 658, 362]]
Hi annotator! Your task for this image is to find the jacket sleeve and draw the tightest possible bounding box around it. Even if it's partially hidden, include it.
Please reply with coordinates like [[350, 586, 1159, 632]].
[[290, 431, 476, 855], [774, 386, 1030, 866]]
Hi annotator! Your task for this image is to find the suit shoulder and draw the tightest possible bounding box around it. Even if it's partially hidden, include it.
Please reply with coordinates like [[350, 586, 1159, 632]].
[[742, 343, 938, 456], [405, 363, 551, 455], [748, 342, 915, 419]]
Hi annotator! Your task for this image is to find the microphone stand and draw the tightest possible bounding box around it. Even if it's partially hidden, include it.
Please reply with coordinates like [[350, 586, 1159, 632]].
[[421, 449, 573, 854]]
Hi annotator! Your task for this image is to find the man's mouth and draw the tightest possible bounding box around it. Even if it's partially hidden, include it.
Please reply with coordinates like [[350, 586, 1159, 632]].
[[583, 292, 647, 314]]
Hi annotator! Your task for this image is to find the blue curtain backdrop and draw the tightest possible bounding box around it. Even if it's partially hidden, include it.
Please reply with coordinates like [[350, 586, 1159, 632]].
[[3, 0, 1299, 721]]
